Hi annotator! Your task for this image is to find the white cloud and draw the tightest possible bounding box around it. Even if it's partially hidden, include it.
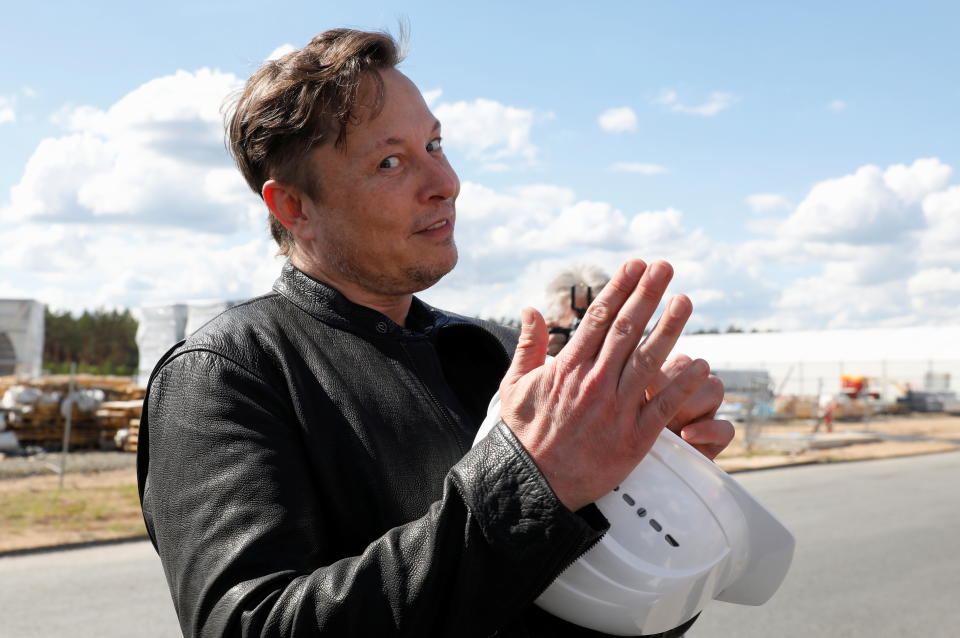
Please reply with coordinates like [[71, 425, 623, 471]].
[[266, 44, 297, 61], [0, 67, 279, 312], [598, 106, 638, 133], [456, 182, 696, 258], [429, 180, 775, 329], [884, 157, 952, 204], [0, 221, 284, 312], [610, 162, 667, 175], [2, 68, 260, 232], [2, 56, 958, 335], [422, 88, 443, 108], [773, 272, 910, 329], [919, 184, 960, 264], [906, 267, 960, 322], [655, 88, 738, 116], [908, 268, 960, 296], [744, 158, 960, 328], [432, 98, 538, 169], [0, 96, 15, 124], [778, 158, 950, 243], [746, 193, 792, 214], [827, 99, 847, 112]]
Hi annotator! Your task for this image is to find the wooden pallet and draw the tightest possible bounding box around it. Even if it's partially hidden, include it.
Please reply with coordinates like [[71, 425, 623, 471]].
[[1, 376, 144, 450]]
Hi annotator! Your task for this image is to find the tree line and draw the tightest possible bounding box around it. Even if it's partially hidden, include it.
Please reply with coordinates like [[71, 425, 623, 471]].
[[38, 309, 770, 378], [43, 308, 139, 376]]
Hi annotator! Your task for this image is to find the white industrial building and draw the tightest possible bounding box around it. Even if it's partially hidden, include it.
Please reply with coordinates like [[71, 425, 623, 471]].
[[675, 325, 960, 400], [0, 300, 45, 378]]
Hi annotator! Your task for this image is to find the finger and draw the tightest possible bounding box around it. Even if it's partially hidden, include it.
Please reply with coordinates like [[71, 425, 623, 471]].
[[618, 294, 692, 406], [593, 260, 674, 382], [646, 353, 694, 398], [666, 374, 724, 435], [631, 357, 709, 453], [559, 259, 645, 365], [501, 307, 548, 389], [680, 418, 736, 460]]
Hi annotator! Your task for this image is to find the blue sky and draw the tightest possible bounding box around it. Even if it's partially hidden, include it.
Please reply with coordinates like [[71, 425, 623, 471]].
[[2, 1, 959, 330]]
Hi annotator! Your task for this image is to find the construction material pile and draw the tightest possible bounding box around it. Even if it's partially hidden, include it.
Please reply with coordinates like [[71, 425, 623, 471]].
[[773, 395, 820, 419], [0, 375, 144, 451]]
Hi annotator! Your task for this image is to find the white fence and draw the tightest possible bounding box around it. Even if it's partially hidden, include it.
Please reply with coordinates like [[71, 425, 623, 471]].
[[709, 359, 959, 400]]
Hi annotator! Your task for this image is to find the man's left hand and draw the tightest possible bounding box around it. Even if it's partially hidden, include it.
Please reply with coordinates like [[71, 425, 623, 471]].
[[648, 354, 735, 460]]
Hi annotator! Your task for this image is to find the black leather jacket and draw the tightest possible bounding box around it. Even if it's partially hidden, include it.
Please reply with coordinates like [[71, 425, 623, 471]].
[[139, 263, 620, 637]]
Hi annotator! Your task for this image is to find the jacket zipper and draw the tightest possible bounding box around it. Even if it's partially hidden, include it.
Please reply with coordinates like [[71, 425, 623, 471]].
[[399, 340, 468, 452]]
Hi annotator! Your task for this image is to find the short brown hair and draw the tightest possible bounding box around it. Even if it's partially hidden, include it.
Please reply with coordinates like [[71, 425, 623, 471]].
[[226, 29, 403, 255]]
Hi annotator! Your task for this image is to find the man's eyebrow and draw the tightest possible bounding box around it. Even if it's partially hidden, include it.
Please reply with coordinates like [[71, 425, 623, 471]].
[[366, 120, 441, 154]]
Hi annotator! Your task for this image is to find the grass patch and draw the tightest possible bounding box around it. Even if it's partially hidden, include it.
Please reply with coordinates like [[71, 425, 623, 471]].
[[0, 480, 146, 552]]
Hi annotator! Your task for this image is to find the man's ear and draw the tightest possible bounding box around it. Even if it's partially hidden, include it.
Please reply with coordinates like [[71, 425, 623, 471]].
[[262, 180, 311, 233]]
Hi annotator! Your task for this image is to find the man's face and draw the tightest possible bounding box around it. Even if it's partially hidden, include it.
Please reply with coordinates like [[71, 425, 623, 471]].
[[299, 68, 460, 297]]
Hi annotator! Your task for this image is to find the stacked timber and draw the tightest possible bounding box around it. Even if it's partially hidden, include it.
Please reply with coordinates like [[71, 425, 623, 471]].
[[9, 398, 101, 449], [96, 400, 143, 452], [0, 375, 143, 450], [0, 374, 144, 401]]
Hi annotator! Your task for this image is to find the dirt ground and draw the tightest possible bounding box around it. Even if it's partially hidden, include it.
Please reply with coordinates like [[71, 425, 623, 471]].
[[715, 413, 960, 472], [1, 414, 959, 553], [0, 468, 143, 553]]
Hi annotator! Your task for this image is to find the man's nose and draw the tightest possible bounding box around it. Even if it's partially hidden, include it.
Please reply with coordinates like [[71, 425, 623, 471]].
[[419, 156, 459, 203]]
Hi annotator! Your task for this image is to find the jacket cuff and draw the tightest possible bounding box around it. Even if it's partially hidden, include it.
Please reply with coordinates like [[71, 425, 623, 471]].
[[451, 420, 608, 566]]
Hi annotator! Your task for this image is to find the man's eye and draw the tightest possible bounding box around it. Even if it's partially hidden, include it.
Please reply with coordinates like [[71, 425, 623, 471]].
[[380, 156, 400, 169], [426, 138, 442, 153]]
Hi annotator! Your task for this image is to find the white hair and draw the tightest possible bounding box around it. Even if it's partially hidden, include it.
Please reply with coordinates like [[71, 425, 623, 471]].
[[544, 263, 611, 321]]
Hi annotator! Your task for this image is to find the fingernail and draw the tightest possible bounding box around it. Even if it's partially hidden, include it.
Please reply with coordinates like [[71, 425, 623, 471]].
[[668, 296, 688, 318], [681, 426, 697, 441], [650, 262, 670, 284], [690, 358, 708, 375], [624, 259, 644, 278], [521, 307, 536, 326]]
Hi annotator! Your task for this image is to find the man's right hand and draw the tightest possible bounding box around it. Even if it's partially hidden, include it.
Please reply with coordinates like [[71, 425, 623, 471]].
[[498, 259, 708, 512]]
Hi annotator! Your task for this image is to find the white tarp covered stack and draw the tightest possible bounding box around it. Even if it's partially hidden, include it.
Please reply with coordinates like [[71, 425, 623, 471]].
[[184, 301, 235, 337], [135, 304, 188, 387], [0, 299, 45, 378], [135, 301, 237, 386]]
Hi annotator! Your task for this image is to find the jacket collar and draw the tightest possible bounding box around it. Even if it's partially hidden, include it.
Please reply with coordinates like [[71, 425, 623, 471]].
[[273, 261, 449, 339]]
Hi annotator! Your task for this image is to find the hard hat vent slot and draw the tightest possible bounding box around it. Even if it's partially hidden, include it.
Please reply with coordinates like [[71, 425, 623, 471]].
[[616, 490, 679, 548]]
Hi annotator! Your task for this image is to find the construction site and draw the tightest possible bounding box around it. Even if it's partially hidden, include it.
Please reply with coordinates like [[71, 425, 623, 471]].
[[2, 298, 960, 552], [2, 298, 960, 457]]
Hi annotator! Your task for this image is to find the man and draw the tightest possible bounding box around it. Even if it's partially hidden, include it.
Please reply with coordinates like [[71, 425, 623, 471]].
[[138, 28, 733, 637]]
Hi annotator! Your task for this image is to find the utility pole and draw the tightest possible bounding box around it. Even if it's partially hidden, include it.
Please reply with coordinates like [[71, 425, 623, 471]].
[[58, 362, 76, 490]]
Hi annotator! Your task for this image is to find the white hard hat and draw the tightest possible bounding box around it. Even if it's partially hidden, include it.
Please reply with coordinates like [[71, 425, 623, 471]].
[[474, 393, 795, 636]]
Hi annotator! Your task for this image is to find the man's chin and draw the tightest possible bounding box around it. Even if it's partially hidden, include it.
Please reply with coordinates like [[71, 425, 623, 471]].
[[406, 252, 458, 293]]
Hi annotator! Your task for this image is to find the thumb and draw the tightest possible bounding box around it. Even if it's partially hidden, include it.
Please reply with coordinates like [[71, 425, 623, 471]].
[[502, 307, 548, 389]]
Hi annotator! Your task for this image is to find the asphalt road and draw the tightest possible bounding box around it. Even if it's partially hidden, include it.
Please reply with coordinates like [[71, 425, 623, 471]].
[[2, 451, 958, 637], [0, 540, 180, 638], [689, 450, 960, 638]]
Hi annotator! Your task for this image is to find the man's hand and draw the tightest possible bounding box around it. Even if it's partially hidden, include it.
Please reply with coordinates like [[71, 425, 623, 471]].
[[650, 354, 735, 460], [498, 259, 709, 512]]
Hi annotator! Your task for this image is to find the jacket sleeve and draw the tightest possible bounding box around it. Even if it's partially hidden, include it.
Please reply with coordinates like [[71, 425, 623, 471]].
[[140, 347, 608, 638]]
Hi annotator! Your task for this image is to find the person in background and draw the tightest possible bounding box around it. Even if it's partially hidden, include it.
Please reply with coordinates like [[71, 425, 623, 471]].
[[544, 263, 612, 356], [137, 28, 734, 638]]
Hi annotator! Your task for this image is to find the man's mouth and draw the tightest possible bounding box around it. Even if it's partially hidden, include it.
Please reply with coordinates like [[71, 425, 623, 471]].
[[423, 220, 448, 231]]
